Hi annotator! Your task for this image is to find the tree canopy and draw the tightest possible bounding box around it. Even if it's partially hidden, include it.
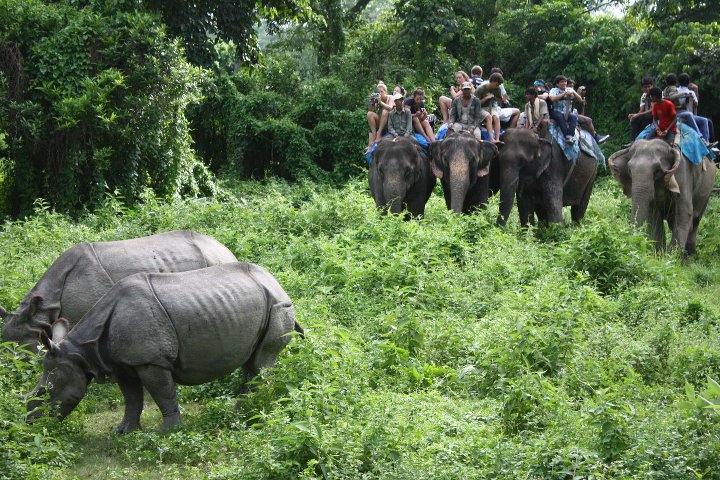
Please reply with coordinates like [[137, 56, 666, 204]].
[[1, 0, 718, 216]]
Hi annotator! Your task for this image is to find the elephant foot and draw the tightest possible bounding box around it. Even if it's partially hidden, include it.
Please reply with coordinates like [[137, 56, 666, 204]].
[[115, 421, 142, 434], [160, 413, 183, 432]]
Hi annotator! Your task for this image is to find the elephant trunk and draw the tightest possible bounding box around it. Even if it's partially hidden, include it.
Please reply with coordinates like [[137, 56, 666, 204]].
[[384, 178, 408, 215], [630, 180, 655, 227], [448, 162, 471, 214], [497, 167, 519, 226]]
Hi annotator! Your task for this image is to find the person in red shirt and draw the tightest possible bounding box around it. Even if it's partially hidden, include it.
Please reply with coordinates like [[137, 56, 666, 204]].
[[647, 87, 677, 144]]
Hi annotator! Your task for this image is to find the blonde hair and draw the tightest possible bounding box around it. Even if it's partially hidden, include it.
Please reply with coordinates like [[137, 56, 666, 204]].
[[455, 71, 470, 84], [376, 81, 387, 91]]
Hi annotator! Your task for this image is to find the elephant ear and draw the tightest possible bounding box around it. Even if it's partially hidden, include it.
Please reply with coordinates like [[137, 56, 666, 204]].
[[662, 146, 682, 194], [429, 140, 445, 178], [608, 147, 632, 197], [476, 141, 497, 177], [532, 138, 553, 178], [414, 147, 428, 183]]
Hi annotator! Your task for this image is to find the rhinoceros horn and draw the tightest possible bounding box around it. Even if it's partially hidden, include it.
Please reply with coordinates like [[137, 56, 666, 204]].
[[51, 318, 69, 343], [40, 330, 60, 354]]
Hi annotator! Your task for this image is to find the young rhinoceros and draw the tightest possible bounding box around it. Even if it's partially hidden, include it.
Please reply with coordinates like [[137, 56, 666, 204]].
[[25, 262, 302, 433], [1, 230, 237, 352]]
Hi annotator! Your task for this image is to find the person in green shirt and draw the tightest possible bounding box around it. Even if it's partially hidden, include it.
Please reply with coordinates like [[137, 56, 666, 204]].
[[475, 72, 504, 143]]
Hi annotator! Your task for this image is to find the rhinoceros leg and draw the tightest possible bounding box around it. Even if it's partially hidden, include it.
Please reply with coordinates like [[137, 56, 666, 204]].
[[244, 303, 296, 392], [136, 365, 181, 431], [116, 376, 144, 434]]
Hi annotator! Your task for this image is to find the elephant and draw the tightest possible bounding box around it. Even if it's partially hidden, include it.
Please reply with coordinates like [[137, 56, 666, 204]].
[[428, 131, 500, 214], [608, 139, 717, 255], [368, 137, 436, 218], [495, 128, 597, 227]]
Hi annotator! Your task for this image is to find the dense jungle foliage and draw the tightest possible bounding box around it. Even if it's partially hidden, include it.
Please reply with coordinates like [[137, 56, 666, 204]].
[[1, 179, 720, 478], [1, 0, 720, 478]]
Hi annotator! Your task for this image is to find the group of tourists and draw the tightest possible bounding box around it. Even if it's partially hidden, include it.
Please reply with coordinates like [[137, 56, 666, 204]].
[[365, 66, 611, 153], [625, 73, 718, 149]]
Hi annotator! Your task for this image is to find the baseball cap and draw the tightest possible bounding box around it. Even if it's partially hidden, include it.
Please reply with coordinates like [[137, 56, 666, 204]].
[[461, 81, 473, 90], [392, 93, 404, 100], [533, 80, 545, 87]]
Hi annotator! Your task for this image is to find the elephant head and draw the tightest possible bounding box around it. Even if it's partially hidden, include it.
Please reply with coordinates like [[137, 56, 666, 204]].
[[495, 129, 553, 226], [608, 139, 681, 228], [369, 137, 427, 216], [428, 131, 498, 214]]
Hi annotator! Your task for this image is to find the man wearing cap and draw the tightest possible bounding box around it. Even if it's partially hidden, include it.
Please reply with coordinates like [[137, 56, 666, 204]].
[[449, 81, 487, 141], [387, 93, 413, 138]]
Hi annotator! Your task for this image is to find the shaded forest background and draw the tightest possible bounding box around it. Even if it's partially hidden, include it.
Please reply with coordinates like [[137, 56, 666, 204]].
[[0, 0, 718, 217]]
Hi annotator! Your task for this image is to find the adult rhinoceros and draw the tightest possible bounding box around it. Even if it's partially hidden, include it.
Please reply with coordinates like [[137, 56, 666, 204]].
[[26, 262, 302, 433], [1, 230, 237, 351]]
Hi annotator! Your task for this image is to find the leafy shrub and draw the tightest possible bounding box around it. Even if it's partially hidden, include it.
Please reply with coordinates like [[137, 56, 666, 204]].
[[561, 218, 663, 294], [0, 2, 214, 217]]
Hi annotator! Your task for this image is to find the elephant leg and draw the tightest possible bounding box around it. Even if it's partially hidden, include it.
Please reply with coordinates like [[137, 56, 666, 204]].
[[136, 365, 181, 431], [650, 209, 666, 252], [464, 179, 489, 213], [685, 216, 700, 256], [570, 181, 595, 224], [534, 201, 548, 224], [517, 193, 534, 227], [405, 186, 430, 218], [670, 211, 692, 253], [116, 376, 144, 434], [543, 182, 564, 224]]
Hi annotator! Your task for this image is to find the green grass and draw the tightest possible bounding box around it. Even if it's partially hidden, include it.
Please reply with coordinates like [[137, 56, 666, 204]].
[[2, 175, 720, 479]]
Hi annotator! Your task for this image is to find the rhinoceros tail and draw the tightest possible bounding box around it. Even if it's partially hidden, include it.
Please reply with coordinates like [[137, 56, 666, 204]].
[[294, 321, 305, 339]]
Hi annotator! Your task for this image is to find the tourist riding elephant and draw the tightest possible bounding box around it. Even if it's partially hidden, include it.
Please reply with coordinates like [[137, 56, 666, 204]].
[[428, 131, 499, 214], [608, 139, 717, 255], [369, 137, 436, 218], [496, 128, 597, 227]]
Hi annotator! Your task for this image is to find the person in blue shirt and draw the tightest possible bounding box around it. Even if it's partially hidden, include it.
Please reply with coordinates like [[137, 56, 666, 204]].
[[548, 75, 582, 143]]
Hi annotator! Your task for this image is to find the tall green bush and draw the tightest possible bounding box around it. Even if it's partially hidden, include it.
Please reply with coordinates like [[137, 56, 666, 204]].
[[0, 0, 213, 217]]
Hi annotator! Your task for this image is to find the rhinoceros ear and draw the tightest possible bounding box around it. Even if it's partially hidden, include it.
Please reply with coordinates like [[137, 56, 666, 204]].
[[40, 330, 60, 354], [28, 295, 43, 316], [51, 318, 69, 343], [0, 304, 7, 318]]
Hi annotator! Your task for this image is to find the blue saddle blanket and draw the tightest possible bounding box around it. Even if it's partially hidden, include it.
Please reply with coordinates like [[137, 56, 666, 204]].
[[365, 133, 431, 165], [548, 124, 603, 166], [635, 123, 716, 165], [436, 123, 503, 142]]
